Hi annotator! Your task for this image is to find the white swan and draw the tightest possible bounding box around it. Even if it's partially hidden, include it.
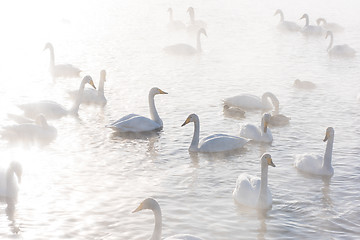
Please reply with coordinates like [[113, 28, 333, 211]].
[[133, 198, 204, 240], [106, 87, 167, 133], [0, 161, 22, 207], [300, 14, 324, 36], [223, 92, 279, 112], [167, 8, 186, 31], [274, 9, 301, 32], [269, 112, 291, 127], [317, 18, 344, 32], [295, 127, 335, 176], [233, 153, 276, 209], [164, 28, 207, 56], [240, 113, 273, 143], [293, 79, 316, 90], [223, 105, 246, 119], [186, 7, 207, 34], [68, 70, 107, 106], [181, 113, 248, 153], [18, 75, 96, 120], [44, 42, 81, 81], [325, 31, 356, 58], [1, 114, 57, 145]]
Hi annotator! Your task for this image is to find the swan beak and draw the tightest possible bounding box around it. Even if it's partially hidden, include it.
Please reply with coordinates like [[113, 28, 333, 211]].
[[132, 203, 143, 213], [299, 15, 304, 20], [89, 80, 96, 89], [181, 117, 191, 127], [264, 122, 268, 133], [268, 158, 276, 167], [323, 133, 329, 142], [159, 89, 168, 94]]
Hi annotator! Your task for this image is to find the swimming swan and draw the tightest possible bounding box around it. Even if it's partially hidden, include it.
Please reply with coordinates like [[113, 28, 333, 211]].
[[181, 113, 248, 153], [18, 76, 96, 120], [293, 79, 316, 90], [233, 153, 275, 209], [240, 113, 273, 143], [133, 198, 204, 240], [1, 114, 57, 145], [106, 87, 167, 133], [44, 42, 81, 81], [167, 8, 186, 31], [274, 9, 301, 32], [295, 127, 335, 176], [269, 112, 291, 127], [68, 70, 107, 106], [0, 161, 22, 207], [316, 18, 344, 32], [325, 31, 356, 58], [300, 14, 324, 36], [186, 7, 207, 33], [164, 28, 207, 56], [223, 92, 279, 112]]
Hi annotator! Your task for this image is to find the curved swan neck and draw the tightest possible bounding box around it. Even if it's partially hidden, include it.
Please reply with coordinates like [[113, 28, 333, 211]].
[[190, 115, 200, 151], [70, 79, 87, 115], [149, 92, 162, 126], [323, 134, 334, 170], [151, 203, 162, 240], [258, 160, 269, 207], [327, 32, 333, 51], [262, 92, 279, 112], [196, 31, 202, 52]]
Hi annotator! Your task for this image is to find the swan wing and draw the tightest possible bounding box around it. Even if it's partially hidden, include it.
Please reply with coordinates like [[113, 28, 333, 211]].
[[198, 134, 248, 152], [224, 94, 262, 110], [233, 173, 261, 208], [330, 45, 356, 57], [164, 44, 197, 56], [295, 154, 323, 174], [54, 64, 81, 78], [1, 123, 57, 144], [278, 21, 301, 32], [18, 101, 67, 119], [106, 114, 161, 133]]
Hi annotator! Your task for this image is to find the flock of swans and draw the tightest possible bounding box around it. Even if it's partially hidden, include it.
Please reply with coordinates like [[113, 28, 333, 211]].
[[0, 6, 349, 240]]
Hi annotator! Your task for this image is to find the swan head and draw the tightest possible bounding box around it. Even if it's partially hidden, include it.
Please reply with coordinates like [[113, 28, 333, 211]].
[[299, 14, 308, 20], [262, 113, 271, 133], [100, 70, 106, 82], [273, 9, 282, 16], [9, 161, 22, 184], [316, 18, 326, 26], [294, 79, 301, 86], [133, 198, 159, 213], [167, 8, 172, 13], [187, 7, 194, 14], [323, 127, 334, 142], [83, 75, 96, 89], [325, 31, 333, 39], [181, 113, 199, 127], [198, 28, 207, 37], [261, 153, 276, 167], [43, 42, 53, 51], [150, 87, 168, 97]]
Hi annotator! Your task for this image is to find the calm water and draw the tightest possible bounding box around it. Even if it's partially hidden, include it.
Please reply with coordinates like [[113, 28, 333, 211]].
[[0, 0, 360, 239]]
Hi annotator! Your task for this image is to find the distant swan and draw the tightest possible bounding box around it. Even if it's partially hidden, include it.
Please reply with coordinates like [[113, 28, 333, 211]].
[[167, 8, 186, 31], [133, 198, 204, 240], [325, 31, 356, 58], [300, 14, 324, 36], [274, 9, 301, 32], [68, 70, 107, 106], [269, 112, 291, 127], [106, 87, 167, 133], [186, 7, 207, 34], [0, 161, 22, 207], [295, 127, 335, 176], [293, 79, 316, 90], [44, 42, 81, 81], [223, 105, 246, 119], [18, 76, 96, 120], [164, 28, 207, 56], [1, 114, 57, 145], [223, 92, 279, 112], [317, 18, 344, 32], [240, 113, 273, 143], [181, 113, 248, 153], [233, 153, 276, 209]]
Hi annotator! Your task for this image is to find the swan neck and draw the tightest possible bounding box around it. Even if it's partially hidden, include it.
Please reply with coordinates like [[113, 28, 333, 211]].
[[323, 135, 334, 169], [190, 116, 200, 151], [149, 93, 162, 126], [258, 160, 269, 207], [189, 11, 195, 24], [48, 46, 55, 67], [279, 11, 284, 22], [169, 10, 173, 22], [70, 79, 87, 114], [260, 117, 266, 133], [98, 76, 105, 96], [305, 15, 309, 26], [196, 31, 202, 52], [262, 92, 279, 111], [151, 203, 162, 240], [327, 33, 333, 51]]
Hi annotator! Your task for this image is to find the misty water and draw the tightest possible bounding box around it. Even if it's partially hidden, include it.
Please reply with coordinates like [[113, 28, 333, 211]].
[[1, 0, 360, 239]]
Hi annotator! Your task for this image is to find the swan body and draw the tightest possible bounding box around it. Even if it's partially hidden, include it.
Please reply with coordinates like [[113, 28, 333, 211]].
[[106, 88, 167, 133], [269, 113, 291, 127], [181, 113, 248, 153], [240, 113, 273, 143], [223, 105, 245, 119], [274, 9, 301, 32], [223, 92, 279, 112], [44, 42, 81, 81], [295, 127, 334, 176], [18, 76, 96, 120], [300, 14, 324, 36], [294, 79, 316, 90], [164, 28, 207, 56], [1, 114, 57, 145], [325, 31, 356, 58], [317, 18, 344, 32], [133, 198, 204, 240], [186, 7, 207, 34], [68, 70, 107, 106], [0, 161, 22, 206], [233, 154, 275, 209], [167, 8, 186, 31]]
